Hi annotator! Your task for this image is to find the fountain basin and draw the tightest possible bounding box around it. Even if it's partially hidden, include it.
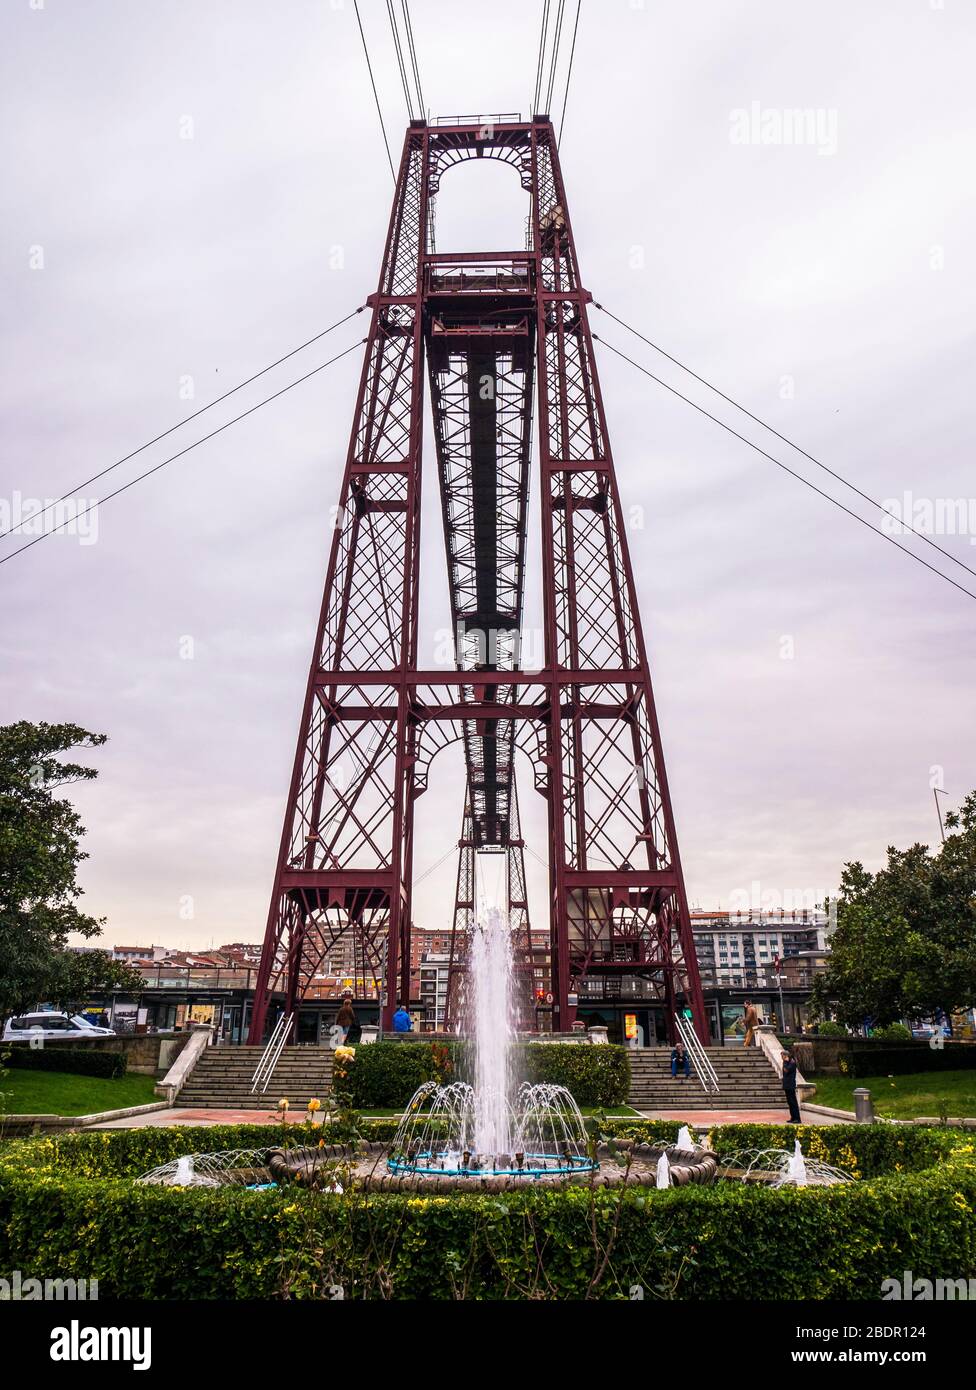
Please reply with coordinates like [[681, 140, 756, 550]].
[[259, 1138, 717, 1191]]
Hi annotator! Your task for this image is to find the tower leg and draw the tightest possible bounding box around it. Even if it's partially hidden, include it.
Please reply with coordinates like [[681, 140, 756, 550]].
[[250, 124, 431, 1042]]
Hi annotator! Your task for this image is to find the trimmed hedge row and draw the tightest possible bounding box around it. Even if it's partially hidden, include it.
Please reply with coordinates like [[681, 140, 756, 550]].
[[332, 1042, 438, 1109], [330, 1041, 630, 1109], [3, 1045, 127, 1079], [1, 1121, 973, 1300], [841, 1045, 976, 1078], [787, 1037, 976, 1077], [521, 1043, 630, 1107]]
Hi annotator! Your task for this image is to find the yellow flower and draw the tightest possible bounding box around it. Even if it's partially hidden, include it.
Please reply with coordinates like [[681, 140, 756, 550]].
[[278, 1098, 290, 1112], [307, 1098, 321, 1112]]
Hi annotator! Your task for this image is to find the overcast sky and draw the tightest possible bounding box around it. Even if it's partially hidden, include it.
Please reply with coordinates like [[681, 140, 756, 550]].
[[1, 0, 974, 952]]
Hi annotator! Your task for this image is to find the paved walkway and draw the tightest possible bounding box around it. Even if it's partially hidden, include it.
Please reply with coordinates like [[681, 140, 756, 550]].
[[88, 1107, 328, 1129], [89, 1104, 844, 1129], [633, 1106, 844, 1125]]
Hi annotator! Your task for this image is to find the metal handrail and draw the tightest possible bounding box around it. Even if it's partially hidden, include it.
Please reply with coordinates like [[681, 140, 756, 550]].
[[674, 1012, 720, 1095], [250, 1012, 293, 1093], [431, 112, 522, 127]]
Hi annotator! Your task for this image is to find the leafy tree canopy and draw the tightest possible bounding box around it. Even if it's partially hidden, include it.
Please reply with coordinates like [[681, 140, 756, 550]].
[[46, 948, 145, 1012], [811, 791, 976, 1028], [0, 721, 107, 1018]]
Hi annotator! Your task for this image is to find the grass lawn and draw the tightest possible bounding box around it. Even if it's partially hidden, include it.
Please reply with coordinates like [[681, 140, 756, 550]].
[[1, 1069, 159, 1116], [812, 1069, 976, 1120]]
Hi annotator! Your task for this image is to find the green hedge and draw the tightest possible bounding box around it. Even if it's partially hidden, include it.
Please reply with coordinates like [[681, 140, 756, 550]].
[[3, 1046, 127, 1080], [331, 1041, 630, 1109], [871, 1024, 912, 1042], [520, 1043, 629, 1107], [842, 1044, 976, 1078], [333, 1042, 439, 1109], [788, 1037, 976, 1077], [1, 1121, 973, 1300]]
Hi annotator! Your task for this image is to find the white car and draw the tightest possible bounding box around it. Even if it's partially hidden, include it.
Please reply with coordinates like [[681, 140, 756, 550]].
[[2, 1011, 115, 1042]]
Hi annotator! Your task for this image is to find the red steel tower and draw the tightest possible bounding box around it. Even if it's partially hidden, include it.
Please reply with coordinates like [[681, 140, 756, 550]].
[[249, 114, 707, 1044]]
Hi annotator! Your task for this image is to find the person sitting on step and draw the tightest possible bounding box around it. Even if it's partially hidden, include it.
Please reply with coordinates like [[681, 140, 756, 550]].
[[670, 1040, 692, 1080]]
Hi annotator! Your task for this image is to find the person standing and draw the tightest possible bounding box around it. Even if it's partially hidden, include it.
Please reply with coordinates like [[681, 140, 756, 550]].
[[742, 998, 759, 1048], [781, 1048, 802, 1124], [334, 996, 355, 1045]]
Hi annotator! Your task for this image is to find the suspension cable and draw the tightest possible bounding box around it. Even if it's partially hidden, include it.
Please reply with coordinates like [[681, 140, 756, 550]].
[[592, 332, 976, 605], [0, 305, 367, 545], [401, 0, 427, 119], [386, 0, 416, 120], [532, 0, 551, 114], [593, 300, 976, 587], [544, 0, 568, 115], [353, 0, 396, 180], [0, 338, 366, 567], [557, 0, 582, 146]]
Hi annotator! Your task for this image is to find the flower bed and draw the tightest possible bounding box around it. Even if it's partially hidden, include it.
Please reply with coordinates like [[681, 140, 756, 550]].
[[1, 1122, 973, 1300]]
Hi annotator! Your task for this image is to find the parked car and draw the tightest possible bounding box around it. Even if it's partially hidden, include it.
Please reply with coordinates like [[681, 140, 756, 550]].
[[2, 1011, 115, 1042]]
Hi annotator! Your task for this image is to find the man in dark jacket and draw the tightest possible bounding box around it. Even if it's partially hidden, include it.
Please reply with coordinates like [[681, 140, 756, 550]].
[[781, 1048, 802, 1123], [670, 1041, 691, 1079]]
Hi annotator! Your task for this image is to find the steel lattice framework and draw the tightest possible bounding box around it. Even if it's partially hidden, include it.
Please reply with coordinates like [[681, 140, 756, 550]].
[[249, 116, 707, 1043]]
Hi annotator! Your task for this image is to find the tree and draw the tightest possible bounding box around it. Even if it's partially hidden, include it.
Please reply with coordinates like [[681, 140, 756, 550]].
[[46, 949, 145, 1012], [811, 791, 976, 1027], [0, 721, 107, 1019]]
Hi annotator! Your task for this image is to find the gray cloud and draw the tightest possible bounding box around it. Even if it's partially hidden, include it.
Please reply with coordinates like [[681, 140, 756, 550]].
[[1, 0, 973, 949]]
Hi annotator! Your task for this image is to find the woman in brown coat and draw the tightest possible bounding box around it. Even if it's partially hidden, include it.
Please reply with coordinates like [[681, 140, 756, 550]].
[[335, 997, 356, 1045]]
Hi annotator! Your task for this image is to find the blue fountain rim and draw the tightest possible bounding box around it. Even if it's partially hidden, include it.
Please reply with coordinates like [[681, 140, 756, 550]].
[[387, 1151, 598, 1179]]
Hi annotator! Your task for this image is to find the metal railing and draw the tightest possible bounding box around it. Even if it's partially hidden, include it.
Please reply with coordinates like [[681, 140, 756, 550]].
[[431, 112, 521, 127], [250, 1012, 293, 1093], [674, 1012, 720, 1095]]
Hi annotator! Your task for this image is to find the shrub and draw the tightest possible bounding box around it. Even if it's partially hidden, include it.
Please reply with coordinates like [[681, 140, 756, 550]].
[[330, 1042, 629, 1109], [845, 1044, 976, 1077], [816, 1021, 849, 1038], [787, 1035, 976, 1077], [871, 1023, 912, 1042], [520, 1043, 629, 1107], [331, 1043, 438, 1108], [0, 1121, 972, 1300], [4, 1046, 126, 1080]]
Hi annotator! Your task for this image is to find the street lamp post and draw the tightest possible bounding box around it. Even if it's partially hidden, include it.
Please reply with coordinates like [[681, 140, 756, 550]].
[[772, 956, 787, 1033]]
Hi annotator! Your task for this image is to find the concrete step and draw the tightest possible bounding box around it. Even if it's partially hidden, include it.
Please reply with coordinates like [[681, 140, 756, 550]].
[[627, 1046, 783, 1108], [177, 1044, 335, 1107]]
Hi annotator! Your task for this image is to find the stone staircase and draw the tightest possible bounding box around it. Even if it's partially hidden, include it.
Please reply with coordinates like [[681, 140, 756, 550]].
[[176, 1045, 334, 1110], [627, 1046, 785, 1110]]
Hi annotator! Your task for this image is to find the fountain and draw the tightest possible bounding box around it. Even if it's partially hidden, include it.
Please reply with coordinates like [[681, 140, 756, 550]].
[[656, 1150, 671, 1189], [383, 857, 726, 1189], [717, 1141, 855, 1187], [785, 1139, 808, 1186], [137, 861, 719, 1194], [388, 1079, 596, 1179], [389, 864, 597, 1182], [138, 1149, 271, 1187], [469, 904, 516, 1158]]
